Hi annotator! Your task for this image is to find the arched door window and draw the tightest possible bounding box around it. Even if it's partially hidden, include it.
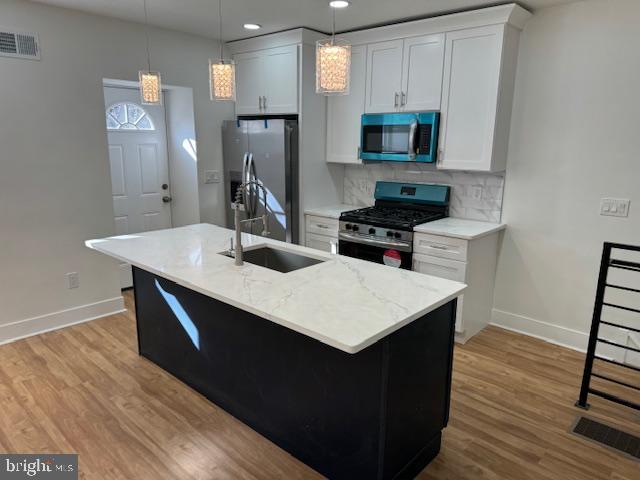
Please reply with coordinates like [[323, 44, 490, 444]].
[[106, 102, 155, 131]]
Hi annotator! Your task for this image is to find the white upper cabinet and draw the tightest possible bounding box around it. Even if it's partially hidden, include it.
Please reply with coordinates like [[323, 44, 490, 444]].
[[365, 40, 403, 113], [401, 34, 445, 111], [326, 45, 366, 164], [438, 25, 516, 172], [365, 35, 445, 114], [319, 4, 529, 169], [233, 45, 299, 116], [234, 51, 264, 115], [262, 45, 299, 114]]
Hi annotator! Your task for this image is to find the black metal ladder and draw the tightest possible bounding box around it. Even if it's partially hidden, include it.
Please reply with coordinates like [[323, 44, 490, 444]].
[[576, 242, 640, 411]]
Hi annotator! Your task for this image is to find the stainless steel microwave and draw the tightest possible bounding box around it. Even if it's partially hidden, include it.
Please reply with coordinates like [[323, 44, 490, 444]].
[[359, 112, 440, 163]]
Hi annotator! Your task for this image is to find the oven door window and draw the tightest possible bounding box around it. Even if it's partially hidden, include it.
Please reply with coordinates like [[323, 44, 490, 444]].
[[362, 125, 411, 154], [338, 240, 412, 270]]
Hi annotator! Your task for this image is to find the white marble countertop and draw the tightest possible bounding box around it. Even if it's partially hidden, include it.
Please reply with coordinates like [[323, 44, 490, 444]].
[[87, 224, 465, 354], [304, 204, 358, 219], [414, 218, 506, 240]]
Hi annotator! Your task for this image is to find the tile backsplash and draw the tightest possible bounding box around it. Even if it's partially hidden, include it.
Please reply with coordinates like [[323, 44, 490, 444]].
[[344, 163, 505, 222]]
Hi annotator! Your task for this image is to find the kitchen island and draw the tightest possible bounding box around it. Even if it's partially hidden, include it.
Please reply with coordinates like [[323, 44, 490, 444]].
[[87, 224, 465, 479]]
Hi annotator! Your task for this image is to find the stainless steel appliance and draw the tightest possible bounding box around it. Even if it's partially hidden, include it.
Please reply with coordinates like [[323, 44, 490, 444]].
[[222, 119, 299, 243], [339, 182, 450, 269], [360, 112, 440, 163]]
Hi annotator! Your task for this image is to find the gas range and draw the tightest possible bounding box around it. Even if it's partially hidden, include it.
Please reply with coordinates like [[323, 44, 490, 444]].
[[338, 182, 450, 269]]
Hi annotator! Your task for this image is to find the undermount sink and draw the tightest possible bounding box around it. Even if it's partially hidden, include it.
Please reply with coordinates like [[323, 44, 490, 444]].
[[220, 246, 326, 273]]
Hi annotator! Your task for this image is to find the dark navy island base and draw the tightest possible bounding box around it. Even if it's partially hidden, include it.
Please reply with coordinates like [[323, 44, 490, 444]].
[[133, 267, 457, 480]]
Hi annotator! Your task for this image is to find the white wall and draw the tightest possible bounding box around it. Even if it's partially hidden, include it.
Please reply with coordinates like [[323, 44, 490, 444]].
[[0, 0, 233, 339], [165, 86, 200, 227], [299, 42, 345, 244], [493, 0, 640, 350]]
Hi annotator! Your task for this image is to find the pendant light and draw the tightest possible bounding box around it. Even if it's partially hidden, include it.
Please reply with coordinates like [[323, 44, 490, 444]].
[[316, 2, 351, 95], [139, 0, 162, 105], [209, 0, 236, 101]]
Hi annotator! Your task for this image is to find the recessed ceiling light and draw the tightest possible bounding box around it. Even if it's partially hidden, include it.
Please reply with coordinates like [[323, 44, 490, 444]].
[[243, 23, 262, 30], [329, 1, 350, 8]]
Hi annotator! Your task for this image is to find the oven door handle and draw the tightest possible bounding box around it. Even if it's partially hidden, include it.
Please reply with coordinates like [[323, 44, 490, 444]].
[[339, 232, 412, 252]]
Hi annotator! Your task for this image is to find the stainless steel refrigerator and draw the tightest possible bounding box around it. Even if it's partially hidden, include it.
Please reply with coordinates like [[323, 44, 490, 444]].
[[222, 119, 299, 243]]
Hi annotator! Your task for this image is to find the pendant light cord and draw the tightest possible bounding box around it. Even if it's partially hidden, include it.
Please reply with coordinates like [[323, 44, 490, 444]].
[[332, 7, 336, 45], [219, 0, 223, 61], [143, 0, 151, 71]]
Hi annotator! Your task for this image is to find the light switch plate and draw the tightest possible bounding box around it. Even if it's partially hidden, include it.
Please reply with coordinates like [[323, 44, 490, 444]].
[[66, 272, 79, 289], [600, 198, 630, 217], [204, 170, 221, 184]]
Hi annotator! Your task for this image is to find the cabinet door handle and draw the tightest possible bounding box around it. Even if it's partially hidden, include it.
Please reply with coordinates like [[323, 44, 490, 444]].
[[316, 224, 329, 229], [401, 92, 406, 106], [258, 96, 263, 110], [262, 96, 267, 110], [394, 92, 399, 108]]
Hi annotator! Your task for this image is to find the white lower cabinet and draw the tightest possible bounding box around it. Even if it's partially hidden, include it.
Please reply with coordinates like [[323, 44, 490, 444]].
[[413, 231, 500, 343], [306, 232, 337, 254], [305, 215, 338, 236], [413, 253, 466, 334], [305, 215, 338, 254], [413, 232, 468, 262]]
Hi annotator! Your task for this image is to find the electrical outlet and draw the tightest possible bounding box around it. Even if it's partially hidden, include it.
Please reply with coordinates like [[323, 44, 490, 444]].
[[357, 180, 374, 197], [204, 170, 221, 184], [600, 198, 630, 217], [66, 272, 79, 289], [470, 186, 483, 200]]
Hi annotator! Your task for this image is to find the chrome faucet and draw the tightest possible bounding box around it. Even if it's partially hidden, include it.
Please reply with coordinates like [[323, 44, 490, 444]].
[[232, 180, 270, 266]]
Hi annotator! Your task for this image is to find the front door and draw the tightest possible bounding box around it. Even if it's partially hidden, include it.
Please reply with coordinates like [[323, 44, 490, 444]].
[[104, 86, 172, 288]]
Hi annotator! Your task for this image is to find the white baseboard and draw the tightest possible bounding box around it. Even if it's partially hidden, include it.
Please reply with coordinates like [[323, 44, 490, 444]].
[[491, 308, 637, 363], [0, 296, 125, 346], [491, 308, 589, 353]]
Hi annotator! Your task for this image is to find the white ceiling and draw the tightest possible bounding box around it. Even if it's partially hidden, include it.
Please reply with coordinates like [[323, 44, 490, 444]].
[[31, 0, 577, 41]]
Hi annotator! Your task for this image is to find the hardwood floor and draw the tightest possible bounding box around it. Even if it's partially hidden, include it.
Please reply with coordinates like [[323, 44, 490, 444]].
[[0, 291, 637, 479]]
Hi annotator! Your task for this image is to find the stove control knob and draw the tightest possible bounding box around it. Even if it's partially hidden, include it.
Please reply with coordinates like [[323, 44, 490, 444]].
[[345, 223, 352, 230], [352, 225, 359, 232], [369, 228, 376, 235], [386, 231, 394, 237], [394, 232, 402, 239]]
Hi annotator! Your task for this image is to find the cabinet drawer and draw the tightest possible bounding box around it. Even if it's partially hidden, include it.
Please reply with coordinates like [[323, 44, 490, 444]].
[[306, 232, 338, 254], [305, 215, 339, 236], [413, 233, 468, 261], [412, 253, 466, 333], [412, 253, 466, 282]]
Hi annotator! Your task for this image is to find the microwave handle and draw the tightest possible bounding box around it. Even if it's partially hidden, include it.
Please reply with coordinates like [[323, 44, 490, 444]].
[[408, 120, 418, 160]]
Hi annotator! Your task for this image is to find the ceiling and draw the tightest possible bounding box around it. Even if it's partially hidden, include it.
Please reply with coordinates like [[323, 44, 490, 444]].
[[31, 0, 578, 41]]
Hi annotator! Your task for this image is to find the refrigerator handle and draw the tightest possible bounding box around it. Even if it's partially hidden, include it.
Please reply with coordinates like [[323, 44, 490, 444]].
[[241, 152, 249, 209], [284, 123, 296, 244], [247, 153, 258, 217]]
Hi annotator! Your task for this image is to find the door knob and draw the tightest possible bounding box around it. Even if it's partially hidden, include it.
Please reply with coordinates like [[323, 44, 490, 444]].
[[162, 196, 173, 203], [162, 183, 169, 190]]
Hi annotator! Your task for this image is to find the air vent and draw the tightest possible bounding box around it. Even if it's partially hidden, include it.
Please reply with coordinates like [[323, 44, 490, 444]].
[[572, 416, 640, 461], [0, 29, 40, 60]]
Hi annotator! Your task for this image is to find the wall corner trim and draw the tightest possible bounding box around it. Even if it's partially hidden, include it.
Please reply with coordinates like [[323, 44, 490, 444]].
[[0, 297, 125, 346]]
